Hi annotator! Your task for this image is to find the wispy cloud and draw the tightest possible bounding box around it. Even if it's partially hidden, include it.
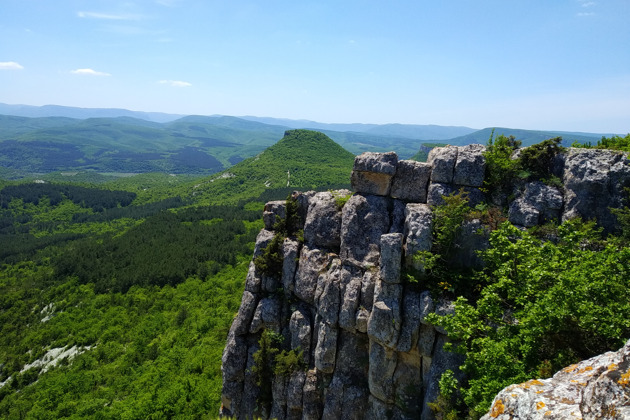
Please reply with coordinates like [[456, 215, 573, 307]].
[[78, 11, 143, 20], [71, 68, 111, 76], [0, 61, 24, 70], [577, 12, 594, 16], [580, 1, 596, 7], [159, 80, 192, 87]]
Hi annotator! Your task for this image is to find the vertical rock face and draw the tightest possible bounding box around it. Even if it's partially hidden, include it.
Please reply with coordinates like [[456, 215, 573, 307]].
[[220, 147, 630, 420]]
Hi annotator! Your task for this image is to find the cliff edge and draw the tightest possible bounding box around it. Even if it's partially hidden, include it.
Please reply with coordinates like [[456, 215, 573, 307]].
[[220, 145, 630, 419]]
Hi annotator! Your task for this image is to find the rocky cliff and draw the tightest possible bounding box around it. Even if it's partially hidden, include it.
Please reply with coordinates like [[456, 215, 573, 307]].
[[220, 145, 630, 419]]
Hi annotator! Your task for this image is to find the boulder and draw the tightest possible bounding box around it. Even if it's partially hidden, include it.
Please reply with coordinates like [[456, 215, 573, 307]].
[[426, 182, 456, 206], [316, 258, 342, 326], [403, 203, 433, 270], [428, 145, 458, 183], [509, 181, 563, 227], [249, 296, 282, 334], [481, 339, 630, 420], [351, 152, 398, 196], [340, 194, 391, 267], [230, 291, 258, 336], [263, 200, 286, 230], [294, 246, 331, 304], [289, 307, 312, 365], [314, 322, 338, 373], [367, 279, 402, 348], [303, 191, 343, 249], [563, 148, 630, 233], [379, 233, 403, 284], [302, 369, 325, 420], [282, 238, 300, 296], [390, 160, 432, 202], [368, 341, 398, 403], [453, 144, 486, 187]]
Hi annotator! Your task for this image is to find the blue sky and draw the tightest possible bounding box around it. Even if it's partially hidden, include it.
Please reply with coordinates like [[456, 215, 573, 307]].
[[1, 0, 629, 133]]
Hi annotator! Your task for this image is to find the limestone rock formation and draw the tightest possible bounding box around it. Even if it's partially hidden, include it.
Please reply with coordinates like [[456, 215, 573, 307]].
[[220, 146, 630, 420], [481, 339, 630, 420]]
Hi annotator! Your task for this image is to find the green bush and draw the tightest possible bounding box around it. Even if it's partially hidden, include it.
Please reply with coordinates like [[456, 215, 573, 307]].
[[427, 220, 630, 415]]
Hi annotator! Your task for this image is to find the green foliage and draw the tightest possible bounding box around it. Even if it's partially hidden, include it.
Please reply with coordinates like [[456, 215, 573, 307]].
[[254, 233, 285, 278], [331, 190, 353, 211], [483, 133, 521, 194], [427, 370, 461, 420], [187, 129, 355, 205], [428, 220, 630, 415], [274, 348, 305, 377], [572, 133, 630, 151], [251, 330, 283, 414], [518, 136, 565, 181]]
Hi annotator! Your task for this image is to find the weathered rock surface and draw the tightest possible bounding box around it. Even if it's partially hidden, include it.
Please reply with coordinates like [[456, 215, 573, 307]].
[[481, 339, 630, 420], [351, 152, 398, 196], [221, 149, 630, 420]]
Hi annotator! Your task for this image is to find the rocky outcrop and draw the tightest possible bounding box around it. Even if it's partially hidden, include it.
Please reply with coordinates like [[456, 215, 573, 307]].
[[481, 339, 630, 420], [220, 146, 630, 420]]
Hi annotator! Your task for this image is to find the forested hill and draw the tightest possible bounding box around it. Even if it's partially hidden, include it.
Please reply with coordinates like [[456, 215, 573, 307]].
[[186, 129, 356, 205]]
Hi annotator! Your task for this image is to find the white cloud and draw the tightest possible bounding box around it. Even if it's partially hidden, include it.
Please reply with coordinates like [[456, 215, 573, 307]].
[[580, 1, 596, 7], [159, 80, 192, 87], [78, 11, 143, 20], [0, 61, 24, 70], [71, 68, 111, 76], [577, 12, 594, 16]]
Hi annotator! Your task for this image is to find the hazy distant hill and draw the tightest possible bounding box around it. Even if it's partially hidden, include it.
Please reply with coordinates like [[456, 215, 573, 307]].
[[0, 103, 181, 123], [444, 127, 611, 147]]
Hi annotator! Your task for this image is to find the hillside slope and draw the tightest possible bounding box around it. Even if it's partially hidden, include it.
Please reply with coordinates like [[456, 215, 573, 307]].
[[187, 129, 355, 204]]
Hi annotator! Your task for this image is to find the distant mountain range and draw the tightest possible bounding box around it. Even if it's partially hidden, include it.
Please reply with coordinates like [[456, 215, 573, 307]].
[[0, 103, 617, 179]]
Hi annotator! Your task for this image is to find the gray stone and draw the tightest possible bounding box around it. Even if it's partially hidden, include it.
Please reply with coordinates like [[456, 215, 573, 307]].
[[428, 145, 458, 183], [282, 238, 300, 296], [248, 296, 282, 334], [509, 181, 563, 227], [286, 370, 306, 413], [403, 203, 433, 270], [302, 369, 324, 420], [303, 191, 343, 249], [368, 341, 398, 403], [426, 182, 456, 206], [450, 219, 490, 269], [220, 379, 243, 418], [351, 151, 398, 196], [263, 200, 286, 230], [365, 395, 406, 420], [314, 322, 338, 373], [241, 344, 261, 418], [367, 279, 402, 348], [230, 290, 258, 336], [294, 246, 331, 304], [353, 151, 398, 174], [379, 233, 403, 284], [393, 350, 423, 417], [418, 290, 435, 325], [563, 148, 630, 233], [270, 375, 288, 420], [390, 160, 432, 202], [433, 299, 456, 335], [221, 332, 248, 382], [453, 144, 486, 187], [340, 194, 391, 267], [356, 307, 370, 333], [289, 307, 312, 365], [360, 269, 378, 311], [338, 269, 362, 332], [389, 199, 406, 234], [418, 323, 437, 357], [397, 291, 423, 353], [421, 334, 466, 420], [481, 339, 630, 420], [316, 258, 342, 326]]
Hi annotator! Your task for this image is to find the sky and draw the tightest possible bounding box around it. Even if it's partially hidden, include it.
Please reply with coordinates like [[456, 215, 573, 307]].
[[1, 0, 629, 133]]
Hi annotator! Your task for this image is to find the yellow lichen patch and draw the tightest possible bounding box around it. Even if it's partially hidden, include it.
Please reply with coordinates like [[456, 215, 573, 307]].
[[490, 399, 505, 418], [607, 363, 618, 371], [563, 364, 579, 373], [618, 369, 630, 387], [536, 401, 546, 410], [544, 411, 552, 416], [520, 379, 545, 389], [577, 366, 594, 374], [511, 393, 517, 398], [560, 397, 576, 404], [536, 390, 544, 394]]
